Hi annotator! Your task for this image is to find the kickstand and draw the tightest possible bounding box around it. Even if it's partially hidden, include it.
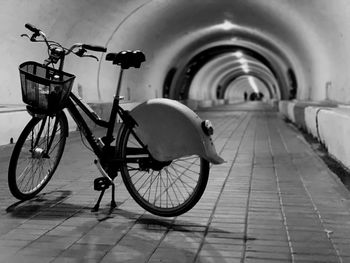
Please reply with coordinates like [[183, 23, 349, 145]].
[[91, 188, 106, 212], [110, 183, 117, 212], [92, 186, 117, 213]]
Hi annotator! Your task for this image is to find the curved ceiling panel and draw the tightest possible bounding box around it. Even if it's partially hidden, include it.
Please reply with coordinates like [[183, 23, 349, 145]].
[[188, 52, 279, 101], [2, 0, 350, 104], [98, 0, 310, 102], [224, 76, 271, 101]]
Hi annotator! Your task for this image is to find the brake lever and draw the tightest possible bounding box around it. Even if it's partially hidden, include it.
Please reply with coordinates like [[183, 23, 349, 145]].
[[75, 48, 86, 57], [83, 54, 99, 61], [20, 33, 39, 42], [20, 33, 30, 39], [73, 48, 99, 61]]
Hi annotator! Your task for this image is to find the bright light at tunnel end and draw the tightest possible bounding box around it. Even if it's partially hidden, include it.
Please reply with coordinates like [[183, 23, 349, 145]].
[[220, 20, 237, 31], [233, 51, 243, 58], [238, 57, 250, 73], [248, 76, 259, 93]]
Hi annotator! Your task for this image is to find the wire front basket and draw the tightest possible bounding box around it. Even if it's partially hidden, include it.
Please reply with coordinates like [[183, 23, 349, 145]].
[[19, 61, 75, 114]]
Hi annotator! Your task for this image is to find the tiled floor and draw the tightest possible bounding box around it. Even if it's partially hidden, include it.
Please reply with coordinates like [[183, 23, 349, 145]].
[[0, 101, 349, 262]]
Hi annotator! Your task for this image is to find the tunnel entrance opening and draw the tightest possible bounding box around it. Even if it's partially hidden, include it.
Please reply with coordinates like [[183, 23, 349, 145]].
[[223, 75, 271, 103], [163, 45, 283, 103]]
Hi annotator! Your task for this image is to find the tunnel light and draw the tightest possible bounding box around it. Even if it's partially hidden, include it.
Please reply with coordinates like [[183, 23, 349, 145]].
[[248, 76, 259, 93], [220, 20, 236, 31], [241, 64, 250, 73], [233, 51, 244, 58], [238, 58, 250, 73]]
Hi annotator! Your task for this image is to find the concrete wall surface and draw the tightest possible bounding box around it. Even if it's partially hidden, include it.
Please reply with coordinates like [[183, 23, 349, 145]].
[[0, 101, 141, 146], [3, 1, 350, 106], [279, 100, 350, 170]]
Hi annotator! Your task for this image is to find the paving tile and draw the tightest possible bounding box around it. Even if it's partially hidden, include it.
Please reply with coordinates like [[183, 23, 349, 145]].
[[150, 247, 197, 262], [53, 257, 104, 263], [293, 254, 339, 263], [199, 248, 242, 258], [203, 237, 244, 246], [59, 244, 112, 259], [245, 251, 292, 261], [246, 244, 290, 253], [0, 255, 55, 263], [245, 259, 290, 263], [16, 246, 63, 257], [0, 103, 348, 263]]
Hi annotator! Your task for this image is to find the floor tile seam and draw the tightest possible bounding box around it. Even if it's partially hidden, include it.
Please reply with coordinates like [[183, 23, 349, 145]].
[[206, 114, 245, 144], [142, 221, 179, 263], [290, 140, 350, 203], [212, 112, 251, 161], [266, 113, 295, 263], [211, 115, 239, 135], [213, 113, 249, 145], [292, 174, 344, 263], [275, 117, 343, 263], [52, 211, 150, 263], [238, 113, 259, 263], [193, 112, 254, 263], [11, 199, 88, 254], [208, 119, 232, 141]]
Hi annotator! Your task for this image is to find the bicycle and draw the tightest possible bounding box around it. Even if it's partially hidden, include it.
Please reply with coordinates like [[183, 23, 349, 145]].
[[8, 24, 224, 217]]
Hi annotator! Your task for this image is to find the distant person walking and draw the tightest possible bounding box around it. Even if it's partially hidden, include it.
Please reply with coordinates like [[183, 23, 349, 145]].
[[244, 91, 248, 101]]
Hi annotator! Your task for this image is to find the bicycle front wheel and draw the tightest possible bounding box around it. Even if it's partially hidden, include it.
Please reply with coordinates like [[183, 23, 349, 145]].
[[8, 112, 67, 200], [118, 125, 210, 217]]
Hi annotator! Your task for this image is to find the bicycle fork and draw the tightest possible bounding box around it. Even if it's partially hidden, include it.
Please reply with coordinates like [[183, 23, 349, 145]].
[[92, 159, 117, 212]]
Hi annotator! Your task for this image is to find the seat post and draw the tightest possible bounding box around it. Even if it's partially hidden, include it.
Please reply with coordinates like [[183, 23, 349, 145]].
[[115, 69, 124, 100], [105, 68, 124, 142]]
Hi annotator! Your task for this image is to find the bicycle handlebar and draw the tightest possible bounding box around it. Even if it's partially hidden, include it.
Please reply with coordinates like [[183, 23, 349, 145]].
[[23, 23, 106, 62], [25, 23, 41, 34], [82, 44, 107, 53]]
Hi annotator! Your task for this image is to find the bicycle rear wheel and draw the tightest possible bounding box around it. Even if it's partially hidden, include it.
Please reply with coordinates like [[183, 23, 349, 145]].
[[8, 112, 67, 200], [118, 124, 209, 217]]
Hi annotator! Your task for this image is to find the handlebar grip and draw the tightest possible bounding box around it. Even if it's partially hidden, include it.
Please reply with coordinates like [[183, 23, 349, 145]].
[[25, 23, 40, 34], [82, 44, 107, 52]]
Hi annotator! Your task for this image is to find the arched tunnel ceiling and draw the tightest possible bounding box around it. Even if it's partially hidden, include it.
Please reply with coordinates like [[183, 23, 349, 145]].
[[98, 0, 348, 103], [187, 51, 279, 101], [225, 76, 271, 101], [2, 0, 350, 104]]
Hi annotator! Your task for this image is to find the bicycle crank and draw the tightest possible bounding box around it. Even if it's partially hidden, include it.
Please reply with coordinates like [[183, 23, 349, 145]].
[[94, 177, 111, 191]]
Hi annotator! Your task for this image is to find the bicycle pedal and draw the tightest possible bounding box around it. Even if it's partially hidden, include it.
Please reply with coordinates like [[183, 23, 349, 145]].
[[94, 177, 111, 191]]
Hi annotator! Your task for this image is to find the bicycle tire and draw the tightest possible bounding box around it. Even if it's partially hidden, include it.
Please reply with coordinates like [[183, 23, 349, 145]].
[[118, 124, 210, 217], [8, 112, 67, 200]]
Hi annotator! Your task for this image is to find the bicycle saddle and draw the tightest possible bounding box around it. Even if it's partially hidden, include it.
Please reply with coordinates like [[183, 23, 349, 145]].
[[106, 50, 146, 69]]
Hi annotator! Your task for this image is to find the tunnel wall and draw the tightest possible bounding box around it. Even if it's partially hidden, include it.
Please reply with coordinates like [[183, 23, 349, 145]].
[[2, 0, 350, 106], [3, 0, 350, 149], [0, 0, 150, 105], [278, 100, 350, 172]]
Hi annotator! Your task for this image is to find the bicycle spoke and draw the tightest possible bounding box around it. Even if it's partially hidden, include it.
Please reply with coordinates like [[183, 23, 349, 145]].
[[47, 134, 63, 155], [120, 125, 209, 216], [152, 168, 182, 208], [142, 171, 158, 200], [168, 166, 189, 199], [132, 170, 149, 187], [158, 168, 183, 206], [174, 157, 201, 167], [169, 165, 199, 184], [10, 114, 66, 197]]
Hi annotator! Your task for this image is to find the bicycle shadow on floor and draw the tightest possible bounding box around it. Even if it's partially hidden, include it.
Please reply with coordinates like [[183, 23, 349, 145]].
[[6, 189, 127, 220], [107, 207, 233, 236], [90, 208, 242, 262], [6, 190, 81, 219]]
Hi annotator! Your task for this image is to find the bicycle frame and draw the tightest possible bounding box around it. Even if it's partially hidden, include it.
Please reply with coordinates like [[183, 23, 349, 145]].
[[65, 83, 142, 163], [11, 23, 224, 216]]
